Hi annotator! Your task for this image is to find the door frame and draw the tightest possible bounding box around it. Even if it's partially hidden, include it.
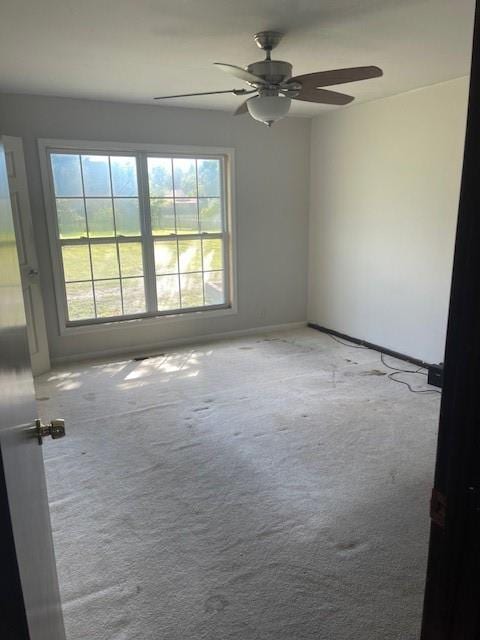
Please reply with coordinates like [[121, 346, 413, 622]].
[[3, 135, 51, 375], [421, 2, 480, 637]]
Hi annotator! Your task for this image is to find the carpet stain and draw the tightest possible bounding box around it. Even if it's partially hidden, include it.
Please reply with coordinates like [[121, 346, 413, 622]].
[[173, 443, 202, 452], [344, 369, 387, 377], [256, 525, 285, 539], [204, 595, 230, 613], [361, 370, 387, 377], [335, 540, 360, 551], [334, 540, 369, 557]]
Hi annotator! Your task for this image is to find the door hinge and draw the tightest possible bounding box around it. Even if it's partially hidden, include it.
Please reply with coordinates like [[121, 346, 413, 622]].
[[430, 488, 447, 528]]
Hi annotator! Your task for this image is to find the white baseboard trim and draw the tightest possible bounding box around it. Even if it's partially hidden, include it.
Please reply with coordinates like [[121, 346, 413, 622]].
[[50, 321, 308, 366]]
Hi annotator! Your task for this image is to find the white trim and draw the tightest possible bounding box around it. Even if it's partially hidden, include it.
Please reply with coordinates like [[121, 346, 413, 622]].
[[38, 138, 235, 158], [51, 321, 307, 365], [58, 304, 238, 336], [38, 138, 237, 336]]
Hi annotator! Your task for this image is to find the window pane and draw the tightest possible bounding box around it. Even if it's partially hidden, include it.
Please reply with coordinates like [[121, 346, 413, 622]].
[[114, 198, 141, 236], [81, 155, 111, 197], [121, 277, 146, 315], [180, 273, 204, 308], [119, 242, 143, 277], [154, 240, 178, 275], [199, 198, 222, 233], [173, 158, 196, 197], [110, 157, 138, 196], [86, 198, 115, 237], [148, 158, 173, 197], [51, 150, 228, 324], [90, 243, 120, 279], [157, 274, 180, 311], [51, 154, 82, 197], [202, 238, 223, 271], [197, 159, 221, 197], [175, 200, 199, 234], [62, 245, 91, 282], [66, 282, 95, 320], [94, 279, 122, 317], [178, 239, 202, 273], [204, 270, 225, 306], [151, 198, 175, 235], [57, 198, 87, 239]]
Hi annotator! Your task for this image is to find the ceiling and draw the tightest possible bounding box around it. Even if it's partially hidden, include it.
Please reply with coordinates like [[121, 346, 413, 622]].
[[0, 0, 475, 117]]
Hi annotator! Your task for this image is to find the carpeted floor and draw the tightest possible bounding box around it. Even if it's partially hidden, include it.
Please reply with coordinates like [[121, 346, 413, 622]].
[[35, 327, 441, 640]]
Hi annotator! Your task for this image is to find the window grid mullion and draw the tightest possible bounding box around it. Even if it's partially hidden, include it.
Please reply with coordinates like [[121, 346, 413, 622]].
[[64, 275, 143, 285], [77, 155, 97, 319], [195, 159, 206, 306], [150, 232, 223, 242], [170, 158, 183, 309], [60, 235, 143, 246], [108, 156, 125, 315], [138, 153, 157, 314]]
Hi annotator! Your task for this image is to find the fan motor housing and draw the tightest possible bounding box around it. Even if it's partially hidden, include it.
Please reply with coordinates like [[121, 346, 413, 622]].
[[247, 60, 292, 85]]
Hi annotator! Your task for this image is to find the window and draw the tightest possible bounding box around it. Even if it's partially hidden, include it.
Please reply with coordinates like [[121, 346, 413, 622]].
[[43, 143, 233, 329]]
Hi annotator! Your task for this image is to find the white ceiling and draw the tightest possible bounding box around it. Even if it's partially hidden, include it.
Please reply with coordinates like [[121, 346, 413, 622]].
[[0, 0, 475, 117]]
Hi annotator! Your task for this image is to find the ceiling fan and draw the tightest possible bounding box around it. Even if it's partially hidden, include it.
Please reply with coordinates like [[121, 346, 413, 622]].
[[154, 31, 383, 127]]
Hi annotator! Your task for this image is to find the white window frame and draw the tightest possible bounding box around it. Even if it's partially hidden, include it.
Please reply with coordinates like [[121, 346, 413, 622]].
[[39, 139, 237, 336]]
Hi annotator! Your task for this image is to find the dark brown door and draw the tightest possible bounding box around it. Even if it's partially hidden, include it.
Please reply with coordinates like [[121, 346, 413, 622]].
[[0, 138, 66, 639], [421, 3, 480, 638]]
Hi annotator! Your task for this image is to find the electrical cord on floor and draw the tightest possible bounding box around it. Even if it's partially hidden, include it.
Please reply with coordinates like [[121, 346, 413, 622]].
[[385, 371, 441, 394], [379, 354, 440, 394], [328, 334, 441, 395], [380, 352, 427, 375]]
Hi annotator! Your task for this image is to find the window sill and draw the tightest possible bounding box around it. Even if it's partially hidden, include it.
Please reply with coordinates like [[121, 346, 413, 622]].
[[58, 305, 238, 337]]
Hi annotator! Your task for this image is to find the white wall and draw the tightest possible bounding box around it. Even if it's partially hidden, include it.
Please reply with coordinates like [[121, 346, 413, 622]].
[[0, 94, 310, 361], [308, 77, 469, 363]]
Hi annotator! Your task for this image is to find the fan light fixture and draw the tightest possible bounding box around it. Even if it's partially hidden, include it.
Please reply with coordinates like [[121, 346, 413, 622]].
[[153, 30, 383, 127], [247, 95, 291, 126]]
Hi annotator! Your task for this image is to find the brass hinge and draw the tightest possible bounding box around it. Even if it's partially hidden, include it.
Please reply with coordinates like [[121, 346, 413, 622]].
[[430, 488, 447, 528]]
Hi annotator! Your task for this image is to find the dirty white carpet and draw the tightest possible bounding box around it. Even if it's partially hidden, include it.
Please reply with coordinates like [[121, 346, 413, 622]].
[[35, 327, 440, 640]]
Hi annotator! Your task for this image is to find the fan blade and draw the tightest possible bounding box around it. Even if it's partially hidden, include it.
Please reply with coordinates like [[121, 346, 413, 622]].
[[154, 88, 248, 100], [214, 63, 265, 85], [290, 66, 382, 89], [234, 99, 251, 116], [293, 87, 354, 105]]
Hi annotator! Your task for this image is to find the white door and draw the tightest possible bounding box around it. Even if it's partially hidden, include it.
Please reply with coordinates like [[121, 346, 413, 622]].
[[0, 138, 66, 640], [3, 136, 51, 375]]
